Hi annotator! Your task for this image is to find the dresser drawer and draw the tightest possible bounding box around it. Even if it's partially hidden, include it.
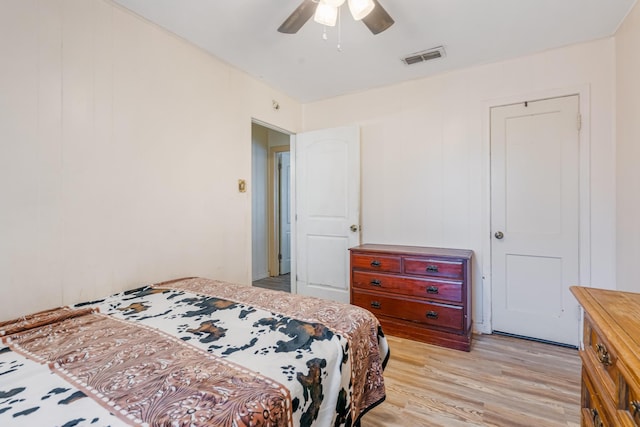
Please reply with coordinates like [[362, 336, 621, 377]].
[[620, 372, 640, 426], [352, 271, 463, 303], [582, 367, 615, 427], [584, 316, 620, 400], [352, 290, 464, 331], [403, 257, 464, 279], [351, 253, 401, 273]]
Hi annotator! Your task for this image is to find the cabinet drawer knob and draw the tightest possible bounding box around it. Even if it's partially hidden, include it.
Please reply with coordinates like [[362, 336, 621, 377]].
[[631, 401, 640, 417], [426, 286, 439, 294], [591, 408, 603, 427], [370, 279, 382, 287], [426, 311, 439, 319], [370, 260, 381, 267], [595, 343, 612, 366], [370, 301, 381, 309], [426, 265, 439, 272]]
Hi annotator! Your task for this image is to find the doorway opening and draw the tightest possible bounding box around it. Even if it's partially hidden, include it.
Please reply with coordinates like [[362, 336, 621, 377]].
[[251, 121, 292, 292]]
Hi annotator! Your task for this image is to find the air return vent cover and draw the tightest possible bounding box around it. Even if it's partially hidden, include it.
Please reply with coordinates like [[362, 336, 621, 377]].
[[402, 46, 446, 66]]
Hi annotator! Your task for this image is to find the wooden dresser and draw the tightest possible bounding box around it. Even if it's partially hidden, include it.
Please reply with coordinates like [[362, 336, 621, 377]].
[[349, 244, 473, 351], [571, 286, 640, 427]]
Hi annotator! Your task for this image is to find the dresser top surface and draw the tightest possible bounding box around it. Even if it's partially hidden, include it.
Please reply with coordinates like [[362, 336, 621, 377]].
[[350, 244, 473, 259]]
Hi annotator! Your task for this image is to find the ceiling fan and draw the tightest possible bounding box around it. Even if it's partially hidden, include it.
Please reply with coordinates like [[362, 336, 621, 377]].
[[278, 0, 394, 35]]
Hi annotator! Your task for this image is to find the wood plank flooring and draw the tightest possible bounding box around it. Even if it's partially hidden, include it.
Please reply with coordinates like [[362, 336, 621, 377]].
[[361, 333, 581, 427]]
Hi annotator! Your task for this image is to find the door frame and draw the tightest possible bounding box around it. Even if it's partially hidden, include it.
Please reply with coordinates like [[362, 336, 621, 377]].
[[251, 118, 295, 292], [479, 85, 591, 335]]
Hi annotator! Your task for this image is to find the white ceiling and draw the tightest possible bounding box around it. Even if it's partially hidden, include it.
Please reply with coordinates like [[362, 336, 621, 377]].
[[113, 0, 636, 103]]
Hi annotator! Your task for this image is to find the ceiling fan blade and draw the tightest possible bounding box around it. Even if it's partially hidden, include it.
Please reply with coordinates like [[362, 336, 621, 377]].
[[278, 0, 318, 34], [362, 0, 394, 35]]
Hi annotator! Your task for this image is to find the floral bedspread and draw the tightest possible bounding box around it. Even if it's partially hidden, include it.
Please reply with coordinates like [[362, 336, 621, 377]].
[[0, 277, 388, 427]]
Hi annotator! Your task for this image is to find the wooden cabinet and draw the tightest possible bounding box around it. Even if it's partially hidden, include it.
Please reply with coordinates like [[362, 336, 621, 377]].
[[350, 244, 473, 351], [571, 286, 640, 427]]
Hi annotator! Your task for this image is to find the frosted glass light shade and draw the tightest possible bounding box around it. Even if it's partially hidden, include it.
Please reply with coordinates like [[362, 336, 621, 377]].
[[348, 0, 375, 20], [323, 0, 346, 7], [314, 2, 338, 26]]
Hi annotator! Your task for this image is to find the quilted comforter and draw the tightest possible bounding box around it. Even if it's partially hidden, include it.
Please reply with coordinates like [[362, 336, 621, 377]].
[[0, 277, 388, 427]]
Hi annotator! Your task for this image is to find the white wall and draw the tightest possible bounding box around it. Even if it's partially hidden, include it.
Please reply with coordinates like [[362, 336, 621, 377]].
[[0, 0, 301, 320], [615, 2, 640, 293], [302, 38, 617, 329]]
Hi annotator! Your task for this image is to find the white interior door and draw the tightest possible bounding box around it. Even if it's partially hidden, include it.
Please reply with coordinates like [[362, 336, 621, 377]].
[[278, 151, 291, 275], [491, 95, 580, 346], [295, 126, 360, 303]]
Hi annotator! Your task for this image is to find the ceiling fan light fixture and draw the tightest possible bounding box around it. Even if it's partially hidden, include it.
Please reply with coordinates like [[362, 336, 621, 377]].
[[323, 0, 346, 7], [314, 2, 338, 27], [278, 0, 393, 35], [348, 0, 375, 21]]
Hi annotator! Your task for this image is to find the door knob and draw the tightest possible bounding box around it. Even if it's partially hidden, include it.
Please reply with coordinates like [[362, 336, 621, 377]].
[[350, 224, 359, 232], [494, 231, 504, 239]]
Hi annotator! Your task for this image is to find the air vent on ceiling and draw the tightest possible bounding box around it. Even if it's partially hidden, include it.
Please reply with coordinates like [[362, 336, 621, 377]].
[[402, 46, 446, 66]]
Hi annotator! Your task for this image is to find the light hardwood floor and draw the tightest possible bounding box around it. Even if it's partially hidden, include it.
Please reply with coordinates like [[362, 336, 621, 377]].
[[361, 333, 581, 427]]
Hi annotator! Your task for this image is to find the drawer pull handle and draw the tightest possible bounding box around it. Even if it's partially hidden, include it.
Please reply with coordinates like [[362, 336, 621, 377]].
[[426, 265, 439, 272], [426, 311, 439, 319], [370, 260, 381, 267], [591, 408, 603, 427], [370, 279, 382, 287], [595, 343, 612, 366], [370, 301, 381, 309], [426, 286, 439, 294], [631, 401, 640, 417]]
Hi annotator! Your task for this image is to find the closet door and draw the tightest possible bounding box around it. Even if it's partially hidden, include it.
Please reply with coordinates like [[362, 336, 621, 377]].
[[491, 95, 580, 346]]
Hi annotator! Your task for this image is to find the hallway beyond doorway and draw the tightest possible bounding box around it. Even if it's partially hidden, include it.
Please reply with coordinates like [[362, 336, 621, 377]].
[[252, 274, 291, 293]]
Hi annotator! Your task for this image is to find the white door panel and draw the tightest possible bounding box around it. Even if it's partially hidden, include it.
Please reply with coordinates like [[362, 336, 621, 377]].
[[295, 126, 360, 303], [491, 95, 580, 346], [279, 151, 291, 274], [306, 236, 349, 289]]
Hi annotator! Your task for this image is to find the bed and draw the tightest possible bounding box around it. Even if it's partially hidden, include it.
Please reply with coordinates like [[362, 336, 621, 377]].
[[0, 277, 388, 427]]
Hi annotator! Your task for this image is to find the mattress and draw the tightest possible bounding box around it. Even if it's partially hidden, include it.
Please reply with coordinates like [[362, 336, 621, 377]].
[[0, 277, 389, 427]]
